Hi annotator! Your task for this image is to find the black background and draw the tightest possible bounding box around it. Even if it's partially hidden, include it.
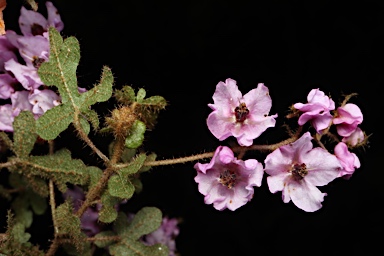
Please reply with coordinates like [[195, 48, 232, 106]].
[[2, 0, 384, 255]]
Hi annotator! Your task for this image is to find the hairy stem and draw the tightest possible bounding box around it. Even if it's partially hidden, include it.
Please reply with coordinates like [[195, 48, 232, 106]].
[[75, 136, 125, 218], [73, 115, 109, 163]]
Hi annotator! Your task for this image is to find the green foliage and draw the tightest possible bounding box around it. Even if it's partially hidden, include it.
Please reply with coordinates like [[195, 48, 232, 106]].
[[12, 111, 37, 159], [109, 208, 169, 256], [56, 200, 88, 253], [107, 174, 135, 199], [26, 149, 89, 192], [36, 27, 113, 140], [125, 120, 146, 149], [99, 193, 121, 223], [0, 131, 13, 150], [94, 231, 117, 248], [0, 211, 44, 256]]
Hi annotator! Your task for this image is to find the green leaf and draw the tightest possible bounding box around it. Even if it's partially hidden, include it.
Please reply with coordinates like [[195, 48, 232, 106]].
[[141, 96, 167, 109], [78, 66, 114, 109], [109, 241, 169, 256], [87, 166, 103, 189], [98, 193, 120, 223], [11, 222, 31, 244], [94, 231, 117, 248], [38, 27, 80, 104], [82, 109, 100, 131], [108, 175, 135, 199], [12, 111, 37, 158], [139, 152, 156, 173], [120, 207, 162, 240], [79, 116, 90, 135], [136, 88, 146, 102], [115, 85, 136, 104], [119, 153, 147, 177], [131, 177, 143, 194], [27, 149, 89, 192], [29, 192, 47, 215], [56, 200, 88, 252], [0, 131, 13, 149], [36, 104, 73, 140], [125, 120, 146, 149]]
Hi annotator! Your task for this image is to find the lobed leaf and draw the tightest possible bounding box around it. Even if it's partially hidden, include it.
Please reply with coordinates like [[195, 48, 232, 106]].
[[36, 104, 73, 140], [125, 120, 146, 149], [108, 175, 135, 199]]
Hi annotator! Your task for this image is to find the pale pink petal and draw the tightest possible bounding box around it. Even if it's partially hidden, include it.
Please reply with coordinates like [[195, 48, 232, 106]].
[[288, 180, 326, 212]]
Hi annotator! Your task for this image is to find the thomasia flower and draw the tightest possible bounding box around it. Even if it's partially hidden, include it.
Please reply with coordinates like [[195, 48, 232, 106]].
[[207, 78, 277, 146], [333, 103, 363, 137], [194, 146, 264, 211], [342, 127, 365, 146], [293, 88, 335, 134], [334, 142, 360, 179], [264, 132, 342, 212]]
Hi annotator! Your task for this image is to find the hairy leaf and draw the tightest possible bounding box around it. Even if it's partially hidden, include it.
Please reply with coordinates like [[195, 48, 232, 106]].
[[125, 120, 146, 149], [12, 111, 37, 158]]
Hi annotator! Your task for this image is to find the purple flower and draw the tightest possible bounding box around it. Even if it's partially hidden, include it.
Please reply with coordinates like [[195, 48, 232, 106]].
[[342, 127, 365, 147], [0, 35, 17, 72], [207, 78, 277, 146], [194, 146, 264, 211], [294, 89, 335, 134], [0, 73, 16, 99], [4, 59, 43, 90], [333, 103, 363, 137], [29, 89, 61, 116], [142, 217, 180, 256], [0, 104, 14, 132], [19, 2, 64, 37], [264, 132, 341, 212], [11, 90, 33, 117], [334, 142, 360, 180]]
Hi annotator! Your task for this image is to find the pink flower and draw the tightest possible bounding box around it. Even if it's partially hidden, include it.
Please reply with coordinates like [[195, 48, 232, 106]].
[[264, 132, 341, 212], [333, 103, 363, 137], [0, 73, 16, 99], [294, 88, 335, 133], [334, 142, 360, 179], [194, 146, 264, 211], [0, 35, 17, 72], [207, 78, 277, 146], [142, 217, 180, 256], [11, 91, 33, 117], [19, 2, 64, 37], [4, 59, 43, 90], [29, 89, 61, 116], [342, 127, 365, 146], [0, 104, 14, 132]]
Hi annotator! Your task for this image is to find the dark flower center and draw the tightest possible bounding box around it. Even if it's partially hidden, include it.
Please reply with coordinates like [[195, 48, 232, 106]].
[[235, 102, 249, 122], [32, 57, 45, 68], [219, 169, 237, 189], [290, 163, 308, 181], [31, 23, 46, 36]]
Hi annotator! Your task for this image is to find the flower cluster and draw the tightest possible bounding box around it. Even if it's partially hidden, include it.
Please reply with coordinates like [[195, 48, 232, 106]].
[[0, 2, 83, 132], [195, 80, 366, 212]]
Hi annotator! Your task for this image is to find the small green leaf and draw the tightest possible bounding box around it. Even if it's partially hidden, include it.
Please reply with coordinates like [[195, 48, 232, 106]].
[[87, 166, 103, 188], [79, 116, 90, 135], [12, 111, 37, 158], [141, 96, 167, 109], [0, 131, 13, 149], [121, 207, 162, 240], [79, 66, 114, 109], [136, 88, 146, 102], [108, 175, 135, 199], [99, 193, 120, 223], [115, 85, 136, 104], [56, 200, 87, 252], [36, 104, 73, 140], [82, 109, 100, 131], [94, 231, 117, 248], [139, 152, 156, 173], [125, 120, 146, 149], [109, 242, 169, 256], [119, 153, 147, 177], [29, 192, 47, 215], [11, 222, 31, 244], [131, 177, 143, 194]]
